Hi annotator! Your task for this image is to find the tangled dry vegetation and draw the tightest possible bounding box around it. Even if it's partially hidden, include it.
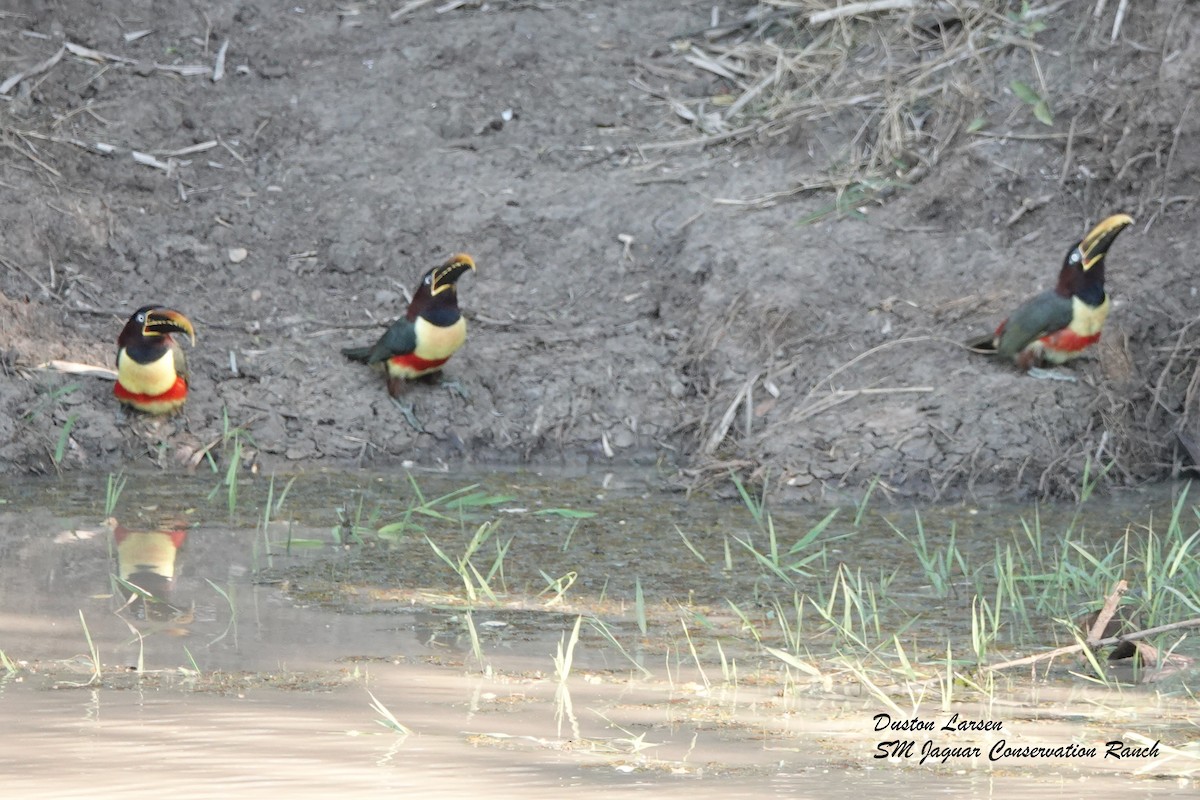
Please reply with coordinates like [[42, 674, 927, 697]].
[[643, 0, 1142, 203], [641, 0, 1200, 495]]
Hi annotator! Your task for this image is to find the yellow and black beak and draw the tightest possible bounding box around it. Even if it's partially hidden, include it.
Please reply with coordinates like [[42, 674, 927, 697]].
[[429, 253, 476, 296], [1079, 213, 1134, 270], [144, 308, 196, 345]]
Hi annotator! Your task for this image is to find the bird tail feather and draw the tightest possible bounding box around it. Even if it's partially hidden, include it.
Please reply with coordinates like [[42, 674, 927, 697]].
[[965, 333, 997, 354], [341, 345, 372, 363]]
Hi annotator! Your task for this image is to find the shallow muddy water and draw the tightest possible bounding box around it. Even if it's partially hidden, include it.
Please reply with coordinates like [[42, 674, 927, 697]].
[[1, 469, 1197, 797]]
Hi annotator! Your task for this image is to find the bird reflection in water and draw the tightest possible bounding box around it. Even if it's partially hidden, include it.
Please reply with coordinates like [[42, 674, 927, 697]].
[[109, 517, 194, 627]]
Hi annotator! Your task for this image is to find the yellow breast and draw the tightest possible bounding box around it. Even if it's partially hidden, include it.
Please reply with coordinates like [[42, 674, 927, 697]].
[[413, 316, 467, 361], [1068, 296, 1110, 337], [118, 531, 180, 579], [117, 349, 179, 396]]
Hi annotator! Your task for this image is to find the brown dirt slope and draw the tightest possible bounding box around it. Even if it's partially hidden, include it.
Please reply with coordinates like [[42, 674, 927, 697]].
[[1, 1, 1197, 502]]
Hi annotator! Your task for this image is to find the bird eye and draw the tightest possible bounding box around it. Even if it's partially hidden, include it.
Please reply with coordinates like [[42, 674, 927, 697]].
[[136, 312, 145, 322], [1069, 250, 1081, 263], [425, 274, 433, 284]]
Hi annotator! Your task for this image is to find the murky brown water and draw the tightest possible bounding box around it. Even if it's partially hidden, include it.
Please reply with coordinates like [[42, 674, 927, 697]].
[[1, 470, 1197, 797]]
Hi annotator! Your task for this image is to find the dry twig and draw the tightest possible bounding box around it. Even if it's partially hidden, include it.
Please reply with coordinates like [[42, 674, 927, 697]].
[[0, 45, 65, 94], [987, 617, 1200, 673], [35, 361, 118, 380], [1084, 579, 1128, 645], [212, 39, 230, 82], [389, 0, 439, 20], [808, 0, 918, 26]]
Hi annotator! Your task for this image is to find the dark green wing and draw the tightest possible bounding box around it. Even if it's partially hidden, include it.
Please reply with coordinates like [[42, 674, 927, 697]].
[[341, 345, 371, 362], [365, 318, 418, 364], [996, 291, 1073, 361], [342, 319, 418, 364]]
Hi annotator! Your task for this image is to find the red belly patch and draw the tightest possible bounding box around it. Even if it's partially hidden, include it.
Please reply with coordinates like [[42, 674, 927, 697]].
[[115, 526, 187, 549], [388, 353, 449, 378], [114, 376, 189, 413], [1038, 328, 1101, 358]]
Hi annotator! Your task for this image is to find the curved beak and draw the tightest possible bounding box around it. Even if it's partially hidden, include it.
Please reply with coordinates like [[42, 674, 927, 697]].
[[1080, 213, 1134, 270], [144, 308, 196, 345], [430, 253, 476, 296]]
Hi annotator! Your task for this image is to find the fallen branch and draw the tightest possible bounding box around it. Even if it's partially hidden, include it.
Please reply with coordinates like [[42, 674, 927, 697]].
[[987, 616, 1200, 672], [36, 360, 118, 381], [1084, 579, 1128, 646]]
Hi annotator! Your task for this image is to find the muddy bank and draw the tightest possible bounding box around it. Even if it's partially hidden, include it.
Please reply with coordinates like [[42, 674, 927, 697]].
[[1, 1, 1198, 501]]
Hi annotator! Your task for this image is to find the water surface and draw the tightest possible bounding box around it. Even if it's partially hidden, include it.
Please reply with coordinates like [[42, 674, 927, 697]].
[[1, 470, 1196, 797]]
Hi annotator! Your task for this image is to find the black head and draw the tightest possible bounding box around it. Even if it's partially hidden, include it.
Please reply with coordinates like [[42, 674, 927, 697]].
[[1055, 214, 1133, 299], [118, 306, 197, 348], [407, 254, 476, 320]]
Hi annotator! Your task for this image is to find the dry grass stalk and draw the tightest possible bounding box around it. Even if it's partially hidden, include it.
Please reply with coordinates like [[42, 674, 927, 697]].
[[35, 361, 118, 380], [1110, 0, 1129, 42], [789, 386, 934, 425], [704, 375, 758, 455], [0, 45, 65, 94], [808, 0, 921, 26], [212, 39, 230, 82], [2, 138, 62, 177], [389, 0, 440, 20]]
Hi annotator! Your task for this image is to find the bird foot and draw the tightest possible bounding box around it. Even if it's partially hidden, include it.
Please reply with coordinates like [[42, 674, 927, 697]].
[[442, 379, 470, 400], [1027, 367, 1077, 382], [390, 397, 425, 432]]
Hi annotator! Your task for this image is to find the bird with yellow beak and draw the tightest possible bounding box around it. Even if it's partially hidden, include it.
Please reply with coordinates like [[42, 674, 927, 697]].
[[976, 214, 1134, 370], [114, 305, 196, 414], [342, 254, 476, 397]]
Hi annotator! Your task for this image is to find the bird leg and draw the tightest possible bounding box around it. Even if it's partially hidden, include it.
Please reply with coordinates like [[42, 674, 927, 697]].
[[390, 397, 424, 432], [442, 379, 469, 400], [386, 376, 409, 398]]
